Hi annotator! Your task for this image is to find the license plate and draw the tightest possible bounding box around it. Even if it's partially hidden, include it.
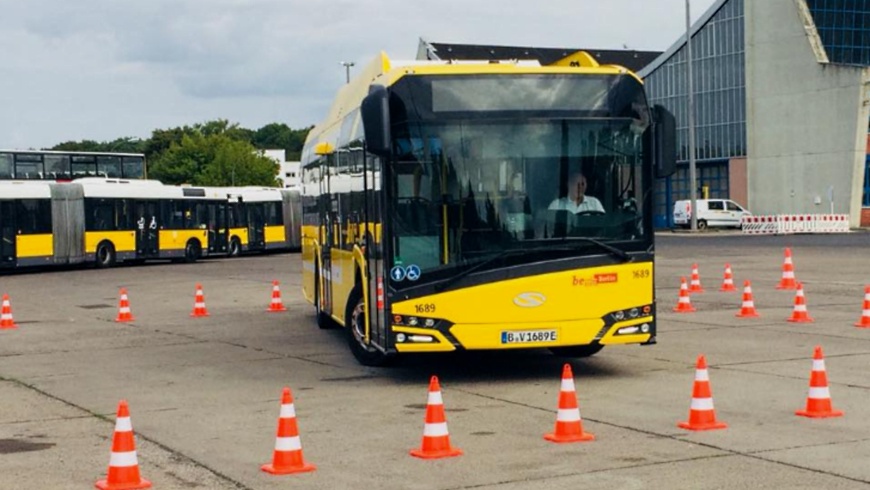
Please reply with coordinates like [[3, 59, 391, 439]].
[[501, 329, 558, 344]]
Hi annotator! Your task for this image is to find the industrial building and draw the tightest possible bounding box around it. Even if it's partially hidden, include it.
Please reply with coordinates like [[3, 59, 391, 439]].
[[641, 0, 870, 227]]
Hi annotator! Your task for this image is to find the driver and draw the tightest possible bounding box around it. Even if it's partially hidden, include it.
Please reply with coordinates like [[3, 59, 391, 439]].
[[548, 171, 605, 214]]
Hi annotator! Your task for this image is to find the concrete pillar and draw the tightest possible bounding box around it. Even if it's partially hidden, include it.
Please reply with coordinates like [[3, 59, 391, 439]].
[[746, 0, 870, 227]]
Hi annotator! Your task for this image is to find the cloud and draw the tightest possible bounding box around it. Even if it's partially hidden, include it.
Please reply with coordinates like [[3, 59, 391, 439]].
[[0, 0, 718, 147]]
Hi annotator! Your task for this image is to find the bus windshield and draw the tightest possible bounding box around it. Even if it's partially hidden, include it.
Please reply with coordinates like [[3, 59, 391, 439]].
[[388, 117, 650, 277]]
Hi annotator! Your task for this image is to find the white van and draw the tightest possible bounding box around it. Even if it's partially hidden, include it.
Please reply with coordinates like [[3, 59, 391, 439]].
[[673, 199, 750, 230]]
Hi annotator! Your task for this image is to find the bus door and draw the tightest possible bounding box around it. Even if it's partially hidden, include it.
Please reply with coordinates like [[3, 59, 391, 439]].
[[247, 204, 266, 251], [135, 200, 160, 258], [0, 201, 15, 267], [319, 162, 334, 316], [208, 203, 228, 254]]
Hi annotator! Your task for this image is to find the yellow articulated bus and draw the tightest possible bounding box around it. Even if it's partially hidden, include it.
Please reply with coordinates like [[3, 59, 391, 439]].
[[221, 187, 302, 256], [301, 52, 676, 366], [0, 179, 302, 270]]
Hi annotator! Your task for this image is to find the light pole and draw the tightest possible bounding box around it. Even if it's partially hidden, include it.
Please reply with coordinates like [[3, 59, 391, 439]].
[[340, 61, 355, 84], [686, 0, 699, 232]]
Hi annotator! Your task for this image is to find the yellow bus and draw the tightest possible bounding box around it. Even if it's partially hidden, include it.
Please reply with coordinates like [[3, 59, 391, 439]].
[[221, 187, 302, 256], [0, 179, 302, 269], [301, 52, 676, 365]]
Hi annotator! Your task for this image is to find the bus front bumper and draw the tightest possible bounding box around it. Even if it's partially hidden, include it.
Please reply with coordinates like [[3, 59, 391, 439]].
[[392, 316, 654, 353]]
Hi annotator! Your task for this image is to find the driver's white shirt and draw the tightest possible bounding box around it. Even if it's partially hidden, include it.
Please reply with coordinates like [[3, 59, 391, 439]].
[[548, 196, 605, 214]]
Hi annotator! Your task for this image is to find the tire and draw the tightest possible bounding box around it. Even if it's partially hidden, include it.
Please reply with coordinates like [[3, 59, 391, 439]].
[[95, 241, 116, 268], [314, 265, 335, 329], [697, 220, 708, 231], [549, 344, 604, 358], [346, 285, 393, 367], [228, 237, 241, 257], [184, 240, 202, 263]]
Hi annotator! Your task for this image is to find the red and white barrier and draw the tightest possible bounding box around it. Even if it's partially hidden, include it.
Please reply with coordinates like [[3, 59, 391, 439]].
[[741, 215, 850, 235]]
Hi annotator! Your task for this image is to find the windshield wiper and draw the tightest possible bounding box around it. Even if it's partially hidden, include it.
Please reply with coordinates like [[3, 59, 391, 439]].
[[563, 237, 633, 263], [434, 248, 529, 293], [433, 240, 632, 293]]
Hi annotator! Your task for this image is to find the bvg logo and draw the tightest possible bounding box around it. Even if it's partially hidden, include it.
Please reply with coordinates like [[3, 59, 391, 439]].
[[513, 292, 546, 308]]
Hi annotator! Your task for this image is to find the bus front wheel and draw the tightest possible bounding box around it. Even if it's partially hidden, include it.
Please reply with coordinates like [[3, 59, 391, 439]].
[[346, 286, 393, 367], [96, 242, 116, 268], [549, 344, 604, 358]]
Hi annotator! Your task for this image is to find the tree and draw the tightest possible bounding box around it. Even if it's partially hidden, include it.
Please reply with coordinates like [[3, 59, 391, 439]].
[[45, 119, 311, 182], [50, 137, 145, 153], [199, 136, 278, 187], [149, 132, 278, 187], [252, 123, 312, 161]]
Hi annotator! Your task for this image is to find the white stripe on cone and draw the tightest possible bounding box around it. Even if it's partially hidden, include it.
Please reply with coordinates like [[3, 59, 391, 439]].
[[813, 360, 825, 371], [279, 404, 296, 418], [808, 387, 832, 399], [556, 408, 581, 422], [114, 417, 132, 432], [108, 450, 139, 468], [422, 422, 449, 437], [560, 379, 576, 392], [689, 397, 715, 410], [427, 391, 443, 405], [274, 436, 302, 451]]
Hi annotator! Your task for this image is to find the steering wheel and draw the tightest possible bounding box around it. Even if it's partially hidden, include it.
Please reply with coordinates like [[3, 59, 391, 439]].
[[576, 210, 606, 216]]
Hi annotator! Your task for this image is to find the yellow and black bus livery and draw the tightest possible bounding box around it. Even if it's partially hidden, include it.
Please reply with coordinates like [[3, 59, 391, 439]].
[[300, 52, 678, 366]]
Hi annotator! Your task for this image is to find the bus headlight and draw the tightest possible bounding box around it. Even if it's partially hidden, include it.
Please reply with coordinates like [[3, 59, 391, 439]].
[[396, 333, 407, 342], [391, 315, 442, 329], [607, 305, 652, 324]]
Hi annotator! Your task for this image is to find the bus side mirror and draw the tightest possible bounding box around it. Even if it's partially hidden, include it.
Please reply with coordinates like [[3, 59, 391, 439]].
[[653, 105, 677, 178], [361, 85, 391, 158]]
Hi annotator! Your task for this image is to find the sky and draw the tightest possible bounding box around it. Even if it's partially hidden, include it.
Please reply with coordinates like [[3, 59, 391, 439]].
[[0, 0, 718, 150]]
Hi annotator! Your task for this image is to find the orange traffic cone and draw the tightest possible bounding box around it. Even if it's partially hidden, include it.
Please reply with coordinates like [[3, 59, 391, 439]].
[[0, 294, 17, 329], [410, 376, 463, 459], [115, 288, 135, 323], [796, 346, 843, 418], [736, 280, 760, 318], [267, 280, 288, 312], [544, 364, 595, 443], [95, 400, 151, 490], [689, 264, 704, 293], [673, 277, 696, 313], [719, 263, 737, 292], [262, 387, 316, 475], [190, 283, 209, 317], [678, 355, 727, 431], [854, 286, 870, 328], [776, 248, 798, 290], [787, 282, 814, 323]]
